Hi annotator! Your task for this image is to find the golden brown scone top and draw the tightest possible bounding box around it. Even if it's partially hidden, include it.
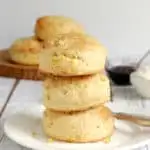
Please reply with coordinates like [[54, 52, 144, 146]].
[[43, 32, 107, 53], [43, 73, 109, 88], [34, 15, 85, 40], [9, 36, 42, 53], [44, 105, 113, 120], [98, 106, 113, 121]]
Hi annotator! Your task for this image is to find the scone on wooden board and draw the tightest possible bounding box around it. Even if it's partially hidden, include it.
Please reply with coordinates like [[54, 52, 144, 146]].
[[43, 74, 110, 112], [35, 15, 85, 41], [43, 106, 114, 143], [39, 33, 107, 76], [8, 36, 42, 65]]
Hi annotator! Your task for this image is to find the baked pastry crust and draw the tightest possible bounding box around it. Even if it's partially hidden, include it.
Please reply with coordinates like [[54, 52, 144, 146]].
[[43, 106, 114, 143], [9, 36, 42, 65], [34, 15, 85, 41], [39, 33, 107, 76], [43, 74, 110, 112]]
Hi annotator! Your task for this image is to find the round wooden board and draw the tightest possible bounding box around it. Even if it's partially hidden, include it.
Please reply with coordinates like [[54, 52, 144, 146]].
[[0, 49, 44, 80]]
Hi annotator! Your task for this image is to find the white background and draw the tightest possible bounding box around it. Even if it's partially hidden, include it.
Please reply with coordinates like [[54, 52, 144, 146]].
[[0, 0, 150, 57]]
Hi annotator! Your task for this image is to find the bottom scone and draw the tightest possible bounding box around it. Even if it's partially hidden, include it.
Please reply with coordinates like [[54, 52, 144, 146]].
[[43, 106, 114, 143]]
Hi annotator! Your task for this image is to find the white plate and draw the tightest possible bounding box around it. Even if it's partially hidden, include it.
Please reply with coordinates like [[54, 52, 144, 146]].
[[4, 103, 150, 150]]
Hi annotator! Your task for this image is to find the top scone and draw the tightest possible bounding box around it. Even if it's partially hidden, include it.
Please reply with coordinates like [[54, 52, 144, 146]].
[[39, 33, 107, 76], [35, 15, 85, 41]]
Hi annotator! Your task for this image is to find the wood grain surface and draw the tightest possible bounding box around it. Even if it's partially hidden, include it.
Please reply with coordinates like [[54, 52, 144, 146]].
[[0, 50, 44, 80]]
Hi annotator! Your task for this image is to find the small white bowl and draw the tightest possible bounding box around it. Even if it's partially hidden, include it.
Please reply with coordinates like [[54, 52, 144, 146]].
[[130, 70, 150, 98]]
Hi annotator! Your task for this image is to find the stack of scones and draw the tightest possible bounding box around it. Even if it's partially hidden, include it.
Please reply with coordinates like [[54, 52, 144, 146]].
[[37, 16, 114, 143], [11, 15, 115, 143]]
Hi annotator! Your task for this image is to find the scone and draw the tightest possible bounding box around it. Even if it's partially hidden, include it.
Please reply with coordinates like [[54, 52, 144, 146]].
[[43, 74, 110, 112], [35, 15, 85, 41], [43, 106, 114, 143], [9, 36, 42, 65], [39, 33, 107, 76]]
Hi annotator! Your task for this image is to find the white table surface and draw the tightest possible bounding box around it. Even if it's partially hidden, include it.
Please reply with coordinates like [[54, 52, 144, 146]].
[[0, 77, 149, 150]]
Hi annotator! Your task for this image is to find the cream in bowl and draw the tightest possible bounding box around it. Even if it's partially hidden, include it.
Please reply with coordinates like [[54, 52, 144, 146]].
[[130, 66, 150, 98]]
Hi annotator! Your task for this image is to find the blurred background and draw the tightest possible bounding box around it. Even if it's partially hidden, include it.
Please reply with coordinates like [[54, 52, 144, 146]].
[[0, 0, 150, 57]]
